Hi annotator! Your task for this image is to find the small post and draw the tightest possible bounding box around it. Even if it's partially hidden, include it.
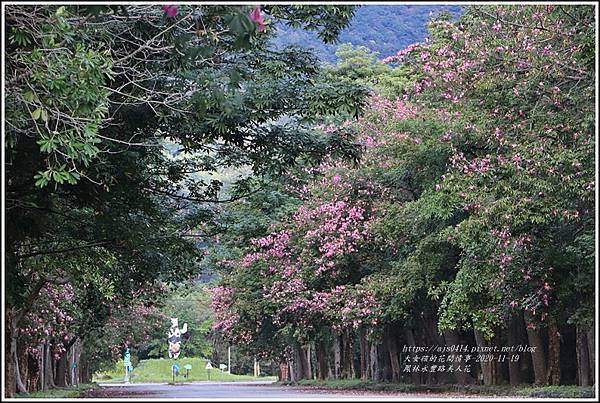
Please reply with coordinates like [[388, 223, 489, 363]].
[[172, 362, 180, 384], [124, 348, 131, 384], [205, 361, 213, 381], [228, 346, 231, 374]]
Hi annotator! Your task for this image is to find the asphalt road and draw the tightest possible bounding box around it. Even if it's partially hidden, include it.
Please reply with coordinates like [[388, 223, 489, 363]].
[[89, 381, 504, 399]]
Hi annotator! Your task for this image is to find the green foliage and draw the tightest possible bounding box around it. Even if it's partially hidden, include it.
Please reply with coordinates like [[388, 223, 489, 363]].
[[5, 4, 367, 388], [7, 7, 111, 187]]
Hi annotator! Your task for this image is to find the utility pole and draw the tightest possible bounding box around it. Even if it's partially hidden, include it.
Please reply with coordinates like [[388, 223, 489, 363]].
[[228, 345, 231, 374]]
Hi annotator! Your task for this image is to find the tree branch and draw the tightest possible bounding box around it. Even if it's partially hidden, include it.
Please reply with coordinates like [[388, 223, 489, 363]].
[[15, 240, 114, 260]]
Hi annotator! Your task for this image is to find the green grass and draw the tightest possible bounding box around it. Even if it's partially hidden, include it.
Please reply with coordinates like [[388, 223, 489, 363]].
[[281, 379, 595, 398], [15, 383, 97, 398], [94, 357, 276, 383], [517, 385, 595, 398]]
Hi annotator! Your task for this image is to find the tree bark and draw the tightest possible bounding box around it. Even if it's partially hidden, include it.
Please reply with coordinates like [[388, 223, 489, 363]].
[[55, 353, 68, 387], [44, 343, 56, 390], [40, 344, 45, 392], [359, 329, 368, 380], [443, 329, 475, 385], [422, 314, 445, 383], [576, 324, 590, 386], [524, 310, 547, 385], [30, 346, 42, 392], [369, 342, 381, 381], [298, 345, 311, 380], [384, 330, 400, 382], [405, 328, 423, 384], [586, 325, 595, 385], [5, 311, 16, 398], [18, 341, 29, 392], [333, 335, 341, 379], [316, 339, 328, 380], [507, 313, 523, 385], [474, 329, 496, 385], [13, 337, 28, 393], [341, 329, 355, 379], [288, 347, 298, 382], [546, 318, 561, 385]]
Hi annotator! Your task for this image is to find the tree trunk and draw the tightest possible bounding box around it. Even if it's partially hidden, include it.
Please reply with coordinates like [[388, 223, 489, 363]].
[[39, 344, 45, 392], [13, 336, 28, 393], [369, 342, 381, 381], [576, 325, 590, 386], [316, 339, 328, 380], [28, 351, 39, 392], [421, 314, 445, 385], [405, 328, 423, 384], [307, 344, 312, 379], [18, 342, 30, 392], [546, 318, 561, 385], [5, 310, 16, 398], [298, 345, 311, 380], [586, 325, 595, 385], [359, 329, 368, 380], [80, 356, 91, 384], [44, 343, 56, 389], [524, 310, 547, 385], [288, 347, 298, 382], [474, 329, 496, 385], [507, 313, 523, 385], [341, 330, 355, 379], [384, 330, 400, 382], [442, 329, 475, 385], [7, 308, 28, 395], [333, 335, 341, 379], [55, 353, 68, 387]]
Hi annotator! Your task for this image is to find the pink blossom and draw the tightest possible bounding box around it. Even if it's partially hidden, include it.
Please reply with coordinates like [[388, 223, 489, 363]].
[[249, 6, 266, 32], [162, 5, 178, 18]]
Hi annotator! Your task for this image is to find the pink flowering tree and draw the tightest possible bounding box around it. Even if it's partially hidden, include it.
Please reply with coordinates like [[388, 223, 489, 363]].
[[375, 5, 594, 385], [209, 4, 594, 387]]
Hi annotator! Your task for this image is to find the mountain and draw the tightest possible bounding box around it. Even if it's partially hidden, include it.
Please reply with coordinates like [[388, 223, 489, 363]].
[[271, 4, 464, 64]]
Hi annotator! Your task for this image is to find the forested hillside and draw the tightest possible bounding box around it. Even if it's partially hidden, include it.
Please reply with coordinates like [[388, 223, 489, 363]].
[[272, 5, 463, 63]]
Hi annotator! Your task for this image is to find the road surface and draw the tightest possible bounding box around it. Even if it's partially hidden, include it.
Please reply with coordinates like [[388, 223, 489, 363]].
[[87, 381, 510, 399]]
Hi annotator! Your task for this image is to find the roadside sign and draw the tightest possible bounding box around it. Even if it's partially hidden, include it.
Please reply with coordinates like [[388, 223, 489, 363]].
[[184, 364, 192, 370], [219, 364, 227, 372]]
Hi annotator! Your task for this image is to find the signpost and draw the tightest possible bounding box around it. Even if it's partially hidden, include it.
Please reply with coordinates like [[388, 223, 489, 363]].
[[184, 364, 192, 378], [71, 362, 77, 386], [172, 363, 180, 383], [205, 361, 213, 381], [124, 349, 132, 384]]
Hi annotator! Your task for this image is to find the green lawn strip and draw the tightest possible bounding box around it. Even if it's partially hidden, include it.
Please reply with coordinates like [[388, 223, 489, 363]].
[[515, 385, 595, 398], [94, 357, 276, 383], [281, 379, 595, 398], [15, 383, 98, 398]]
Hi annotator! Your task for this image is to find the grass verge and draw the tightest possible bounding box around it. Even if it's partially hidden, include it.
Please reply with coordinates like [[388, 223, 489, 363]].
[[280, 379, 595, 398], [94, 357, 276, 383], [15, 383, 98, 398]]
